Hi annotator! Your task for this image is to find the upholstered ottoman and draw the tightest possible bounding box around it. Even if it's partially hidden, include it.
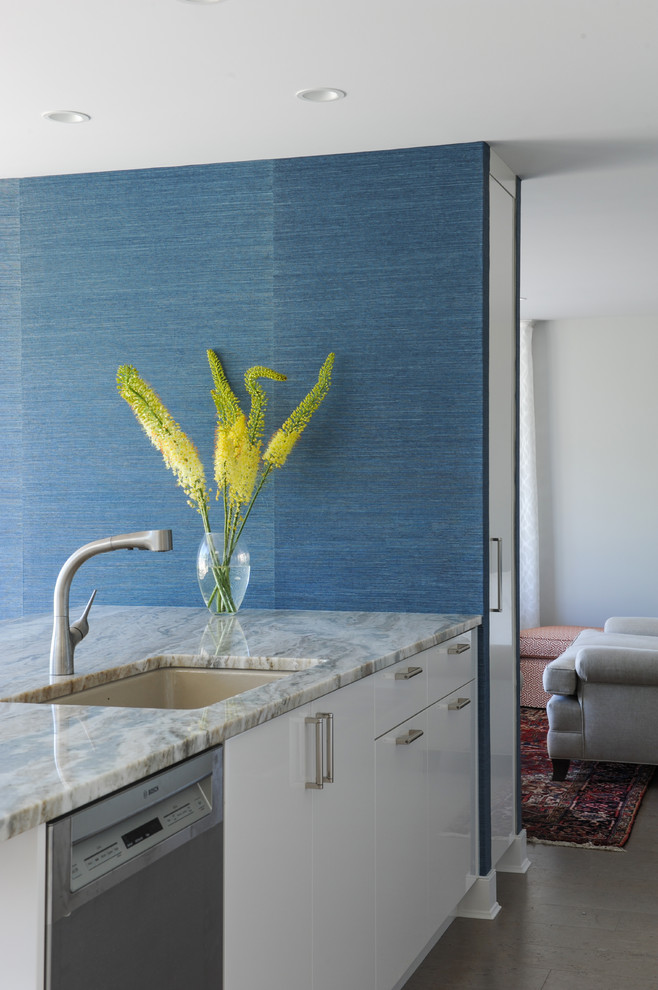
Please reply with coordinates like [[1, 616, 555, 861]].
[[520, 626, 599, 707]]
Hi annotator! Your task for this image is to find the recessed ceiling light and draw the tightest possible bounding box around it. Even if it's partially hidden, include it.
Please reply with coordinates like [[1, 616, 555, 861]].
[[296, 88, 347, 103], [42, 110, 91, 124]]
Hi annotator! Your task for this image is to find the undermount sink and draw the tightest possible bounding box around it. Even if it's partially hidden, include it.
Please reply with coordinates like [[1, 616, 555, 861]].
[[41, 667, 293, 711]]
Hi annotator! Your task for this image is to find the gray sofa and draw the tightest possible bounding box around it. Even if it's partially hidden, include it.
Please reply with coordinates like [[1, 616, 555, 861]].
[[542, 616, 658, 780]]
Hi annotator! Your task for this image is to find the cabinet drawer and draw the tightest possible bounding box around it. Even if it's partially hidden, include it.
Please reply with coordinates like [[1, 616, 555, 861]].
[[374, 656, 428, 738], [425, 633, 475, 706]]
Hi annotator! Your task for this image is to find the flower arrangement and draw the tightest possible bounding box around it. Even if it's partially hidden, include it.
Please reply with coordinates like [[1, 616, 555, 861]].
[[116, 350, 334, 613]]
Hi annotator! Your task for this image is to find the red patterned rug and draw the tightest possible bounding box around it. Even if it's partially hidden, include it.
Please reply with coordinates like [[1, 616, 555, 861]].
[[520, 707, 654, 849]]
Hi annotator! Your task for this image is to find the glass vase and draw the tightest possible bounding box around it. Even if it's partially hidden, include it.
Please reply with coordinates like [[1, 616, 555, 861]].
[[197, 532, 250, 615]]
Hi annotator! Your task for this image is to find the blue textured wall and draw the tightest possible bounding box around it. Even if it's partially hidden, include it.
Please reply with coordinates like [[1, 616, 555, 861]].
[[0, 143, 487, 618], [0, 180, 23, 618], [273, 147, 487, 611]]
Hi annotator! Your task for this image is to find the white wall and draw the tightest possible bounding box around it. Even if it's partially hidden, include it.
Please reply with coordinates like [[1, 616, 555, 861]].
[[533, 316, 658, 627]]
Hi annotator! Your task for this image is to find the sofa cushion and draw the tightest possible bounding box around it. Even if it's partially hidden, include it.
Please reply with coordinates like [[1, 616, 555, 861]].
[[604, 616, 658, 636], [577, 646, 658, 686]]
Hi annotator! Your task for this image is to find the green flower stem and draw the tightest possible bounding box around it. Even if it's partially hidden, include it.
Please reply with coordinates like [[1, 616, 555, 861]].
[[229, 465, 273, 550], [198, 465, 274, 615], [199, 504, 238, 614], [203, 531, 239, 614]]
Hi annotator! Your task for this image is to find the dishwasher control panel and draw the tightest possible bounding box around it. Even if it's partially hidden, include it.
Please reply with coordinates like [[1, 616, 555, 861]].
[[70, 777, 211, 891]]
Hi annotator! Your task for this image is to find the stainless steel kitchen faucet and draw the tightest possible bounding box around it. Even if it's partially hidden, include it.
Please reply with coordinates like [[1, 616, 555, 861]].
[[49, 530, 173, 678]]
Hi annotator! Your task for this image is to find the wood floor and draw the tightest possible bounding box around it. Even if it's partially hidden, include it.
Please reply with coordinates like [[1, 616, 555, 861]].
[[402, 773, 658, 990]]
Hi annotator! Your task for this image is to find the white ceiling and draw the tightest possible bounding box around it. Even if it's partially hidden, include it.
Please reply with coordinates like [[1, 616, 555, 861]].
[[2, 0, 657, 320]]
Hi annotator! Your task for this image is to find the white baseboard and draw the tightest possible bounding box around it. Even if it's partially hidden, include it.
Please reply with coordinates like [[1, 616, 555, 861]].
[[454, 870, 501, 920], [495, 829, 531, 874]]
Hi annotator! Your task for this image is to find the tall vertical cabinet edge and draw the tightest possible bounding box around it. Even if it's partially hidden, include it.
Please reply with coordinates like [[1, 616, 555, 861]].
[[487, 150, 523, 872]]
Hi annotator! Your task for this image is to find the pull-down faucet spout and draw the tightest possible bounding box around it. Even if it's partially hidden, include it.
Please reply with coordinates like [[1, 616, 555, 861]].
[[50, 530, 173, 679]]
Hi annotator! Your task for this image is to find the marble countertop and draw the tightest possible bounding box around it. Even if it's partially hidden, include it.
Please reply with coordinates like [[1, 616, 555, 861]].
[[0, 605, 480, 842]]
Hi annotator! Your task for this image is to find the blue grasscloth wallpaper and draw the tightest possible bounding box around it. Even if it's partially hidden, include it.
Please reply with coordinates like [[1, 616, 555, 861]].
[[0, 179, 22, 618], [0, 143, 488, 618]]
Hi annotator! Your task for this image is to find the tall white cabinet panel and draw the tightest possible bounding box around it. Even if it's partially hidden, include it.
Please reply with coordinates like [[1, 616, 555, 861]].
[[223, 704, 313, 990], [0, 823, 46, 990], [488, 152, 519, 866], [224, 675, 376, 990], [312, 677, 376, 990]]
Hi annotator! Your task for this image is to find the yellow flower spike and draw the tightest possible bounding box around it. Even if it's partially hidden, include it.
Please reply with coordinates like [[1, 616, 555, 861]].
[[244, 365, 287, 445], [263, 428, 301, 468], [263, 353, 334, 468], [226, 414, 261, 506], [278, 352, 334, 434], [207, 349, 241, 428], [117, 364, 209, 514], [213, 424, 232, 490]]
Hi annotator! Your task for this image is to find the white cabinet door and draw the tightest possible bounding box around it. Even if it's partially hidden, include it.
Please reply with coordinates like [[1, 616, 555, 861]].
[[375, 636, 478, 990], [375, 710, 428, 990], [313, 676, 376, 990], [224, 704, 313, 990], [224, 675, 375, 990], [426, 680, 476, 934], [0, 824, 46, 990]]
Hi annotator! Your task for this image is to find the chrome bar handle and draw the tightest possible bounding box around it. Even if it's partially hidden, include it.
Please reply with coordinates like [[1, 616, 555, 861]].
[[394, 666, 423, 680], [490, 536, 503, 612], [447, 697, 471, 711], [396, 728, 424, 745], [447, 642, 470, 655], [317, 712, 334, 783], [305, 716, 324, 789], [305, 713, 334, 788]]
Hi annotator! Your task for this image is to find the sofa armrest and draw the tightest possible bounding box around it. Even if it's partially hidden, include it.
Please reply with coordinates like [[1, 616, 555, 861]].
[[543, 655, 578, 696], [603, 616, 658, 636], [576, 646, 658, 687]]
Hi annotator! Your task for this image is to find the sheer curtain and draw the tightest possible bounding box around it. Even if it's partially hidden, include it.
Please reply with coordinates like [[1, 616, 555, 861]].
[[519, 320, 540, 630]]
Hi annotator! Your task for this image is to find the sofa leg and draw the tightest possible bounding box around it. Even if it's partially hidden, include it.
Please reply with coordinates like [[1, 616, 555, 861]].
[[551, 759, 570, 781]]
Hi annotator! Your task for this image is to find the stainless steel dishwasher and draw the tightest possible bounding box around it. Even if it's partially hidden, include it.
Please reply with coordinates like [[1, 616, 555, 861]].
[[46, 747, 223, 990]]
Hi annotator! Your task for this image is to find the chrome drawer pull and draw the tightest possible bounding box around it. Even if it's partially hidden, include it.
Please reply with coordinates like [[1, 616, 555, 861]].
[[305, 715, 324, 789], [317, 712, 334, 783], [396, 728, 424, 745], [490, 536, 503, 612], [447, 642, 470, 654], [394, 666, 423, 680], [305, 713, 334, 788], [447, 697, 471, 711]]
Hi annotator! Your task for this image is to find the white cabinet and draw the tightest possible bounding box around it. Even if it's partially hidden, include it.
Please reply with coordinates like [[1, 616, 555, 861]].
[[223, 674, 375, 990], [223, 702, 313, 990], [374, 633, 477, 990], [375, 706, 429, 989], [225, 629, 478, 990], [312, 679, 376, 990], [0, 823, 46, 990], [488, 151, 520, 867], [426, 679, 476, 933]]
